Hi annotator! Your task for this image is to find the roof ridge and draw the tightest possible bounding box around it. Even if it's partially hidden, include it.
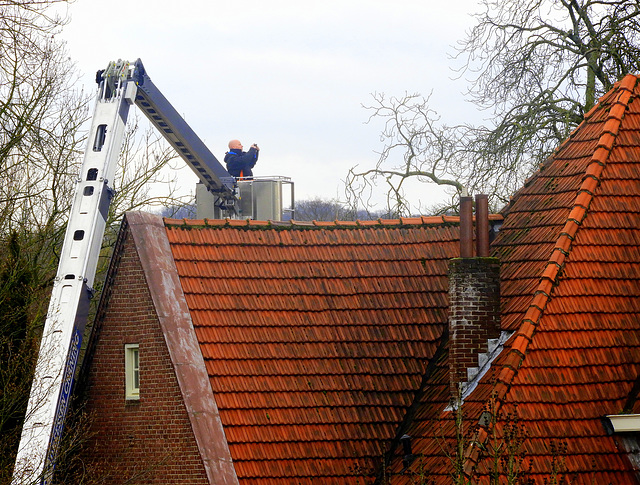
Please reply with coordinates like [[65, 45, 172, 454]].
[[163, 215, 504, 229], [461, 74, 639, 474]]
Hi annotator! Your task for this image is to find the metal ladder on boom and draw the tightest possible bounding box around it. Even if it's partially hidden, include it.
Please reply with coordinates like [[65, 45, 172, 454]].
[[13, 59, 238, 484]]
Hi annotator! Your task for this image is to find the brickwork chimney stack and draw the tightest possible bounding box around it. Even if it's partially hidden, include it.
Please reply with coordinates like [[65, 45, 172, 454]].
[[449, 195, 500, 401]]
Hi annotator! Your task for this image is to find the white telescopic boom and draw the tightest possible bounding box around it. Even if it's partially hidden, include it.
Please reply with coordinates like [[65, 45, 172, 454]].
[[13, 58, 240, 484], [12, 61, 136, 485]]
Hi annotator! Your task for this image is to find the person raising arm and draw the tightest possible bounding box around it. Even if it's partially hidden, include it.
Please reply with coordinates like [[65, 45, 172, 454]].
[[224, 139, 259, 179]]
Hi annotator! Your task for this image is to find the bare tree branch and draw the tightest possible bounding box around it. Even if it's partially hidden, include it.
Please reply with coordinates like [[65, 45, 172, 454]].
[[348, 0, 640, 215]]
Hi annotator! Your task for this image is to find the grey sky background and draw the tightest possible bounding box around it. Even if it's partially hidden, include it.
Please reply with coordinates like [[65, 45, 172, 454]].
[[59, 0, 482, 212]]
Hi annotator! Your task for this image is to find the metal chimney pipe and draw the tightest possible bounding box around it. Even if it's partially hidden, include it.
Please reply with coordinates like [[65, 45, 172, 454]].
[[475, 194, 489, 257], [460, 196, 474, 258]]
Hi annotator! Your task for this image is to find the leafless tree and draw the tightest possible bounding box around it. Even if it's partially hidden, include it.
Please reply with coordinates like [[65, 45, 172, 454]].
[[0, 2, 80, 476], [98, 116, 184, 255], [294, 197, 351, 221], [347, 93, 480, 216], [0, 1, 191, 480], [348, 0, 640, 214], [294, 196, 403, 221]]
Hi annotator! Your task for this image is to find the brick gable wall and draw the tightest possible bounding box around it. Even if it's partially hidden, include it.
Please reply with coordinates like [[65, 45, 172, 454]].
[[79, 228, 209, 484]]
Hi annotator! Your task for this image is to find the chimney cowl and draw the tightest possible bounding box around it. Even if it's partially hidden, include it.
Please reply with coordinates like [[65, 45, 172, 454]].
[[475, 194, 490, 257], [459, 196, 474, 258]]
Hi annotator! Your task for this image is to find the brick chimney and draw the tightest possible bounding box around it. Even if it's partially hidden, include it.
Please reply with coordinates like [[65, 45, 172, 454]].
[[449, 194, 500, 401]]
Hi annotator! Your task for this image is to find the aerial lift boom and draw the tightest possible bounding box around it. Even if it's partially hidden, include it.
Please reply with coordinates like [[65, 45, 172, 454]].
[[13, 59, 237, 484], [129, 59, 238, 212]]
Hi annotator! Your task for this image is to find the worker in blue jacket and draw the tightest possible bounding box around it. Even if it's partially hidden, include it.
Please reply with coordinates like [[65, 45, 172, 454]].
[[224, 139, 259, 178]]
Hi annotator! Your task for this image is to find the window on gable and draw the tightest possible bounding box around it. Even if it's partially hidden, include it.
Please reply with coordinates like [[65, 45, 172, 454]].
[[125, 344, 139, 400]]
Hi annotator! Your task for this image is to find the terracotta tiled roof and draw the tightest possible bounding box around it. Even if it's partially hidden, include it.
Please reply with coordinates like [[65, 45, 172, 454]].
[[162, 216, 474, 484], [389, 75, 640, 483]]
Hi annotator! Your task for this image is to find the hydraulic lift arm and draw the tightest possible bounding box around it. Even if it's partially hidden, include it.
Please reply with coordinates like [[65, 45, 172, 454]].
[[13, 59, 237, 484], [130, 59, 238, 213]]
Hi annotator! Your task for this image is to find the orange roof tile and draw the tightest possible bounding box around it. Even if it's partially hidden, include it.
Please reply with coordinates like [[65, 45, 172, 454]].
[[163, 218, 464, 483], [389, 74, 640, 483]]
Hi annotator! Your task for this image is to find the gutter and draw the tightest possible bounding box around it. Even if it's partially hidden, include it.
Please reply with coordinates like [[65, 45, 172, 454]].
[[604, 414, 640, 434]]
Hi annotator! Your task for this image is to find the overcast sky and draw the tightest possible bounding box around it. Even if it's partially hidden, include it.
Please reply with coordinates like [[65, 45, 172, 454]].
[[59, 0, 481, 212]]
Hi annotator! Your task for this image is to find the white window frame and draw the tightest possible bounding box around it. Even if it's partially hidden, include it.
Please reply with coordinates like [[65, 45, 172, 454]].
[[124, 344, 140, 400]]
